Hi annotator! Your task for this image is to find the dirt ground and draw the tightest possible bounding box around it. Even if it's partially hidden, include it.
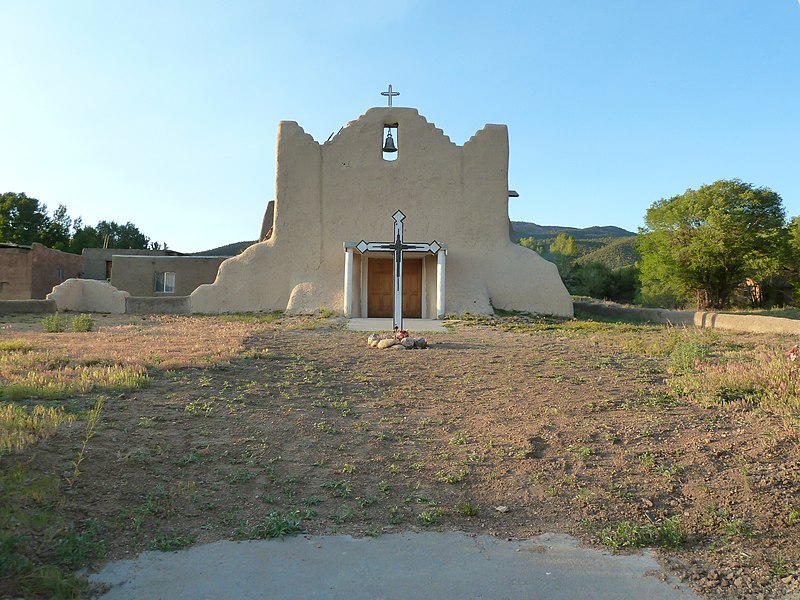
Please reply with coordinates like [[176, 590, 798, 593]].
[[2, 313, 799, 599]]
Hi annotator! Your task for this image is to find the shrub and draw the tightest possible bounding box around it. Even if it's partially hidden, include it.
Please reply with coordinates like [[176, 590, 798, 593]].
[[668, 334, 710, 375], [70, 314, 94, 332], [41, 314, 65, 333]]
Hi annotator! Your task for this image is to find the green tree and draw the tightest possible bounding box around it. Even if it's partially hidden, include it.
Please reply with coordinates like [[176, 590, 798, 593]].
[[67, 220, 152, 253], [788, 216, 800, 260], [570, 262, 640, 304], [2, 191, 161, 254], [0, 192, 50, 245], [39, 204, 72, 250], [67, 220, 100, 253], [639, 179, 787, 310], [549, 232, 577, 279], [519, 236, 546, 255], [94, 220, 150, 249]]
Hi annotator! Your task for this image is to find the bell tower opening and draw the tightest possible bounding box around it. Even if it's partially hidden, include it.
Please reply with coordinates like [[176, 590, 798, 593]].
[[382, 124, 398, 161]]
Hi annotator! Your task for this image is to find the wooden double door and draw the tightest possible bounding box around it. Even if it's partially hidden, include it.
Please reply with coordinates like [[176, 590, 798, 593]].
[[367, 258, 422, 318]]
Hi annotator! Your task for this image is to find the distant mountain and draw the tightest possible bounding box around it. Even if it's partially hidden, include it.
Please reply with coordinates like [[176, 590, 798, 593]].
[[192, 240, 257, 257], [194, 223, 637, 262], [510, 221, 636, 242]]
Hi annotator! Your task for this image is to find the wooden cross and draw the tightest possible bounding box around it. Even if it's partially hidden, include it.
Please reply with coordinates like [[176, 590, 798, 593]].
[[356, 210, 441, 331], [380, 84, 400, 107]]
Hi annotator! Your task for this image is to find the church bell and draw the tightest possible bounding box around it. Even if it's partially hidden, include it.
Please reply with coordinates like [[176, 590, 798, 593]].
[[382, 130, 397, 153]]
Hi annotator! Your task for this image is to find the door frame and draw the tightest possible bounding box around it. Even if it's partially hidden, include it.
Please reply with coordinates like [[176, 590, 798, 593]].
[[344, 241, 446, 319]]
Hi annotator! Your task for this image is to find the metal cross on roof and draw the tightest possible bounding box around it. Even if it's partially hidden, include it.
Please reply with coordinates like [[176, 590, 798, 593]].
[[380, 84, 400, 107], [356, 210, 441, 331]]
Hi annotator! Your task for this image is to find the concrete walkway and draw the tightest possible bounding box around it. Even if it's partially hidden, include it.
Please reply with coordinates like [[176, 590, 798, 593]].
[[347, 318, 448, 332], [90, 532, 697, 599]]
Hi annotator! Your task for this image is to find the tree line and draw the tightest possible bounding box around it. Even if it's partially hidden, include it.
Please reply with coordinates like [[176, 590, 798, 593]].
[[522, 179, 800, 311], [521, 233, 642, 305], [0, 192, 166, 254]]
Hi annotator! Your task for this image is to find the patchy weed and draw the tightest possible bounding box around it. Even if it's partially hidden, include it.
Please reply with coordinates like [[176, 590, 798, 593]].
[[322, 479, 352, 498], [244, 512, 303, 539], [148, 532, 196, 552], [460, 501, 479, 517], [599, 517, 684, 550], [418, 507, 444, 527]]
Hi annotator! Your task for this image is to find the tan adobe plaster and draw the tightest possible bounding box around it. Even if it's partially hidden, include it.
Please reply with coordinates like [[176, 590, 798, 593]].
[[0, 243, 82, 300], [111, 256, 226, 297], [48, 279, 129, 314], [190, 107, 572, 317]]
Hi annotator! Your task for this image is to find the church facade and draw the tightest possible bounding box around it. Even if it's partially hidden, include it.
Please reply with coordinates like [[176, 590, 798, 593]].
[[190, 105, 572, 318]]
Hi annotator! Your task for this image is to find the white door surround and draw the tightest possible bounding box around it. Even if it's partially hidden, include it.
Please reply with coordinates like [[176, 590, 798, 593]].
[[343, 242, 447, 319]]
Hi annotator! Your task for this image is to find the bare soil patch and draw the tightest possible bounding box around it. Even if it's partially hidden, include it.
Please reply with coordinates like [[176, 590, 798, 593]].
[[2, 313, 799, 599]]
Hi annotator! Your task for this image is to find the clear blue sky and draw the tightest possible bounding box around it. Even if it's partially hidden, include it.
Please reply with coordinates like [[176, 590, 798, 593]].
[[1, 1, 798, 253]]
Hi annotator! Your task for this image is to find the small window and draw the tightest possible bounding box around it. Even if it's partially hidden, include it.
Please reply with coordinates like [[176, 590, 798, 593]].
[[155, 271, 176, 293], [105, 260, 113, 280], [55, 268, 64, 281]]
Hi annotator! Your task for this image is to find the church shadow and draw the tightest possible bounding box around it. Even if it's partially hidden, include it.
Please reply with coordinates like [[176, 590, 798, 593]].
[[427, 341, 477, 351]]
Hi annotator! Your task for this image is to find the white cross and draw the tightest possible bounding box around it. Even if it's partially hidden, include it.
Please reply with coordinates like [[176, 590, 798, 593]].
[[380, 84, 400, 107], [356, 210, 441, 331]]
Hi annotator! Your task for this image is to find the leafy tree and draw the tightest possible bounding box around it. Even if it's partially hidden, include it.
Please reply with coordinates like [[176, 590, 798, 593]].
[[639, 179, 787, 310], [67, 220, 152, 253], [2, 191, 161, 254], [95, 221, 150, 249], [570, 262, 640, 304], [67, 218, 98, 253], [788, 216, 800, 260], [0, 192, 50, 245], [751, 214, 800, 307], [550, 232, 577, 258], [549, 233, 577, 279], [39, 204, 72, 250], [519, 236, 546, 255]]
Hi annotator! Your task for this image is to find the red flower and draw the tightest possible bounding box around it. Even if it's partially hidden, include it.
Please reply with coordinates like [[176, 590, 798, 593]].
[[787, 345, 799, 363]]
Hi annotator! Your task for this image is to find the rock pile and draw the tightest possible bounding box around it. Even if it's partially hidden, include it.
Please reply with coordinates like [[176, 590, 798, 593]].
[[367, 332, 428, 350]]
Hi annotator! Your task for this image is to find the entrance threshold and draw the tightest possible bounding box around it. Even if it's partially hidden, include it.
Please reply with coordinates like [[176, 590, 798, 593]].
[[346, 318, 448, 333]]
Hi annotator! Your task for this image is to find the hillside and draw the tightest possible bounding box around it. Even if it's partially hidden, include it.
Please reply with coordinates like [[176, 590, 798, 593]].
[[512, 221, 637, 265], [195, 223, 637, 263], [192, 240, 256, 257], [510, 221, 635, 243], [575, 236, 640, 269]]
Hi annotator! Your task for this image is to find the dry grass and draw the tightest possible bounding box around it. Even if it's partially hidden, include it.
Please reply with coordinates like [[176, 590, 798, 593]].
[[0, 404, 75, 454], [3, 314, 277, 369], [1, 312, 799, 599]]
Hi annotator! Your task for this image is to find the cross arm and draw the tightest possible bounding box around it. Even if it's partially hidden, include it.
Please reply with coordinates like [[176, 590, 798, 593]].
[[354, 240, 442, 254]]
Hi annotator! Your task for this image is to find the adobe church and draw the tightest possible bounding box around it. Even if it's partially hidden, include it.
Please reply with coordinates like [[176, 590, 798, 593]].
[[190, 91, 572, 318]]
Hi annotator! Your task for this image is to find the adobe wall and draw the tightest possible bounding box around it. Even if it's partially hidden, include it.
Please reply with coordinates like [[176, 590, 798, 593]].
[[574, 300, 800, 335], [0, 247, 32, 300], [82, 248, 173, 281], [191, 107, 572, 317], [0, 299, 56, 314], [111, 256, 226, 296], [30, 243, 83, 299], [47, 279, 129, 313], [126, 296, 191, 314]]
